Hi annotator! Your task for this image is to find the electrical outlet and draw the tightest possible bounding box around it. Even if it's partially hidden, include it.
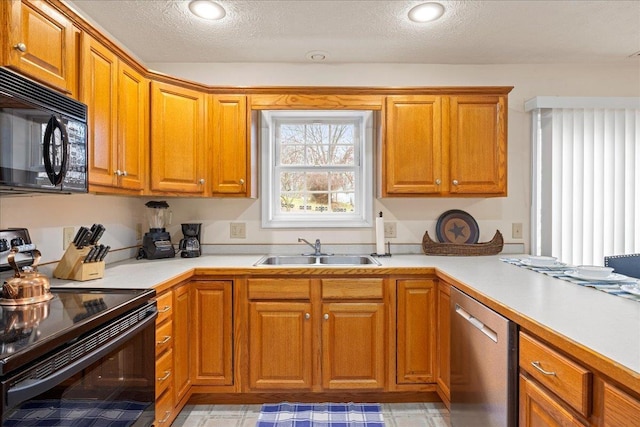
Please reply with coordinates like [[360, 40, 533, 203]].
[[63, 227, 75, 249], [512, 223, 523, 239], [384, 221, 397, 238], [136, 223, 143, 241], [230, 222, 246, 239]]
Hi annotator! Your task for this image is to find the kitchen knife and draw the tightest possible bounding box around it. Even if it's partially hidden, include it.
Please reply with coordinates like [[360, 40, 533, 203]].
[[73, 227, 88, 246], [77, 229, 93, 249], [97, 245, 110, 262], [84, 246, 98, 263], [89, 224, 105, 245]]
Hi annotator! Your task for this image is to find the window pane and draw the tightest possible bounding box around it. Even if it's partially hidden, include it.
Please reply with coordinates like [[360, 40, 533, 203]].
[[280, 172, 305, 192], [330, 172, 354, 191]]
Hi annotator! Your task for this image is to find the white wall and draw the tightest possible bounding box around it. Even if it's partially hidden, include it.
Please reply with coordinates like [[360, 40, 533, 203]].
[[1, 62, 638, 264]]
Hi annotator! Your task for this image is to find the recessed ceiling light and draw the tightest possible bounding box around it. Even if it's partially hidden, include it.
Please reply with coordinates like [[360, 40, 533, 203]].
[[408, 2, 445, 23], [306, 51, 328, 62], [188, 0, 226, 20]]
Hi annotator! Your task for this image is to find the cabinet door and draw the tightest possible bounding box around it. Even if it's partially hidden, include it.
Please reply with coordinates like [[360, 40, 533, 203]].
[[81, 34, 118, 188], [602, 383, 640, 427], [436, 280, 451, 405], [519, 374, 587, 427], [173, 284, 190, 403], [5, 0, 75, 93], [210, 95, 248, 196], [396, 279, 436, 385], [248, 301, 313, 390], [191, 281, 233, 385], [150, 81, 206, 194], [321, 302, 385, 389], [116, 61, 147, 190], [383, 96, 443, 195], [448, 95, 507, 195]]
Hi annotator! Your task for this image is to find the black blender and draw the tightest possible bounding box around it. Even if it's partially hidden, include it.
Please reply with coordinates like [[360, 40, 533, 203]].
[[138, 201, 176, 260], [179, 223, 202, 258]]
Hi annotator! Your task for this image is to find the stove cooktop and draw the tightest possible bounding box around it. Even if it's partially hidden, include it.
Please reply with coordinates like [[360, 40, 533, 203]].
[[0, 287, 155, 376]]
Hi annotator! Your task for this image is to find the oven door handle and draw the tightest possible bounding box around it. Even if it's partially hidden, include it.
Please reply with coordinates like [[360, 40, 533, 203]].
[[6, 308, 157, 409]]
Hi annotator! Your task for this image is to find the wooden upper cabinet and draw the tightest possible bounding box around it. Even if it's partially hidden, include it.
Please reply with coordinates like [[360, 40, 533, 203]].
[[82, 34, 117, 188], [210, 95, 250, 196], [4, 0, 76, 94], [383, 96, 443, 196], [150, 81, 206, 194], [116, 61, 148, 190], [82, 34, 147, 192], [448, 95, 507, 195], [382, 91, 509, 197]]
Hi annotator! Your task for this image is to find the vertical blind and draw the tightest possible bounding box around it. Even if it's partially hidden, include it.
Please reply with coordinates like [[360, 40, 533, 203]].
[[529, 98, 640, 266]]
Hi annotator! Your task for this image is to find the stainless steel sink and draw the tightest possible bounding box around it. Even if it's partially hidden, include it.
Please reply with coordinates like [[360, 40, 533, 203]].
[[254, 254, 380, 266]]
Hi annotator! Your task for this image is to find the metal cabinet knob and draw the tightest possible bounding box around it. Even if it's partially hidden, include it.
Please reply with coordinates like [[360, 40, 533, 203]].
[[14, 43, 27, 53], [323, 313, 329, 320], [435, 178, 441, 185], [305, 313, 311, 320], [239, 178, 245, 185], [114, 170, 122, 176], [452, 179, 459, 186], [199, 178, 205, 184], [122, 170, 128, 177], [157, 370, 171, 381]]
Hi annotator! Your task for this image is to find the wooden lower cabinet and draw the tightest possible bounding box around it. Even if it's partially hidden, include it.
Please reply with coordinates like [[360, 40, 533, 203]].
[[396, 279, 436, 385], [173, 284, 191, 402], [322, 301, 385, 390], [436, 279, 451, 406], [601, 382, 640, 427], [520, 374, 587, 427], [154, 288, 176, 426], [248, 301, 313, 389], [191, 280, 234, 385]]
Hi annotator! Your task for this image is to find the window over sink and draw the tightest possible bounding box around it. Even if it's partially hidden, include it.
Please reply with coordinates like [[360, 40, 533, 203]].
[[260, 110, 374, 228]]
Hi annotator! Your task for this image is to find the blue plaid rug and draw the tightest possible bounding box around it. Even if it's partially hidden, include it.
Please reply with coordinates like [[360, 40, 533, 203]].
[[257, 402, 385, 427], [3, 399, 150, 426]]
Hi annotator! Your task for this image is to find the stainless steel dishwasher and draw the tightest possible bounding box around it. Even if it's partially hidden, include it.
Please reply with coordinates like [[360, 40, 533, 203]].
[[450, 287, 518, 427]]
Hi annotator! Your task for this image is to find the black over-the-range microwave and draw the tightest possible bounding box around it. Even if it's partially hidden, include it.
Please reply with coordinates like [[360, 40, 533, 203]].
[[0, 67, 88, 194]]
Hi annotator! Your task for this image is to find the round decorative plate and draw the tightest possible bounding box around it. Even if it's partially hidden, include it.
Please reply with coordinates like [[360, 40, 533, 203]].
[[435, 210, 480, 244]]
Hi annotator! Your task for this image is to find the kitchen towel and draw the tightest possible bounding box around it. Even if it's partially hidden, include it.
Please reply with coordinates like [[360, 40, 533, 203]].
[[257, 402, 385, 427]]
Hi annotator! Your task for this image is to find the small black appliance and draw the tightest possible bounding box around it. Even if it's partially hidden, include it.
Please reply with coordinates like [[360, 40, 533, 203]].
[[138, 201, 175, 260], [179, 223, 201, 258]]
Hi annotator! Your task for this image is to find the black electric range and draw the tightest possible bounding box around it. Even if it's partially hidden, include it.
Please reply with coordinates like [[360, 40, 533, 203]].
[[0, 287, 155, 377]]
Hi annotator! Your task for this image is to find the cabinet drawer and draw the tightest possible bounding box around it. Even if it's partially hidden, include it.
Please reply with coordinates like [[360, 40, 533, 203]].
[[155, 290, 173, 324], [322, 278, 383, 299], [603, 383, 640, 427], [519, 332, 591, 417], [155, 388, 174, 425], [248, 278, 311, 300], [156, 348, 173, 397], [155, 320, 173, 356]]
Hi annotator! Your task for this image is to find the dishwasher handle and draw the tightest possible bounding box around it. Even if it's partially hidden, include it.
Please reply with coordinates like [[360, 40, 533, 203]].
[[455, 303, 498, 343]]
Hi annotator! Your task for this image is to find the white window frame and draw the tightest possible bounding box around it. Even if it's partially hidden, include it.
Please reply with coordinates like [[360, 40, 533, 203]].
[[260, 110, 374, 229]]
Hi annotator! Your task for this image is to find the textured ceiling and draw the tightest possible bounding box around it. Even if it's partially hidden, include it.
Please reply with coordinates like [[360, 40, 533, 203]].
[[66, 0, 640, 64]]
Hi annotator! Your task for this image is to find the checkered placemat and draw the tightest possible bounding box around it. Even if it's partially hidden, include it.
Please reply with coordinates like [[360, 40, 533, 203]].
[[501, 258, 640, 302], [257, 402, 385, 427]]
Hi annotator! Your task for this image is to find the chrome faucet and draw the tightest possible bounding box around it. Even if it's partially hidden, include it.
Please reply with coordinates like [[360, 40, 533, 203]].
[[298, 237, 324, 256]]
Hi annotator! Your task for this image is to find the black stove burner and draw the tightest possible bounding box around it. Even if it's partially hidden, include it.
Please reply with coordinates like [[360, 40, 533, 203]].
[[0, 287, 155, 377]]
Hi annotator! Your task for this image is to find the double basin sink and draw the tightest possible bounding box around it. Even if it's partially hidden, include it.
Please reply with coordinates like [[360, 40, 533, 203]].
[[254, 254, 381, 266]]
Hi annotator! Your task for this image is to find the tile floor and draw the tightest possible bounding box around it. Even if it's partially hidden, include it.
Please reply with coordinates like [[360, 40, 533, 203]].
[[171, 402, 451, 427]]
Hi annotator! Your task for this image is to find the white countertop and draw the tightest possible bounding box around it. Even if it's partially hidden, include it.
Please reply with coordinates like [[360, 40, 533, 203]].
[[49, 254, 640, 377]]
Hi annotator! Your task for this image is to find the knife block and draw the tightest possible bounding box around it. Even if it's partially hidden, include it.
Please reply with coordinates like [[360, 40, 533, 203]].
[[53, 244, 105, 281]]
